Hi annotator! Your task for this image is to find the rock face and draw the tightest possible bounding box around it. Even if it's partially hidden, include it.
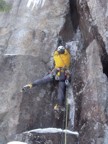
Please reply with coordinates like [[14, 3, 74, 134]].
[[0, 0, 73, 143], [77, 0, 108, 48], [73, 0, 108, 144], [0, 0, 108, 144], [73, 40, 108, 143]]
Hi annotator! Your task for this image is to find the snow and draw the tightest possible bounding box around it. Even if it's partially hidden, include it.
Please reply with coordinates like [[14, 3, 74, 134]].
[[4, 54, 20, 56], [66, 86, 75, 128], [105, 31, 108, 38], [7, 129, 79, 144], [24, 127, 79, 136], [65, 28, 83, 128], [66, 28, 83, 60], [7, 141, 27, 144], [27, 0, 46, 9]]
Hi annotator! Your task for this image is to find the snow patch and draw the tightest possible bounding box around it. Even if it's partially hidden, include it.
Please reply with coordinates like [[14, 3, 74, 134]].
[[105, 31, 108, 38], [65, 28, 83, 128], [27, 0, 46, 10], [7, 141, 27, 144], [66, 28, 83, 60], [66, 86, 75, 127], [24, 127, 79, 136]]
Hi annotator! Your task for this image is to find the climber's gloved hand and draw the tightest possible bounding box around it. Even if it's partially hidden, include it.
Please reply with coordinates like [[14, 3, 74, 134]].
[[51, 68, 57, 77], [65, 79, 70, 86], [22, 84, 32, 92]]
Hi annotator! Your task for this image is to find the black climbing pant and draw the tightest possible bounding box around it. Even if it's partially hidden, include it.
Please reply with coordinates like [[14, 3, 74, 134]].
[[32, 71, 66, 107], [32, 74, 53, 86], [57, 81, 66, 106]]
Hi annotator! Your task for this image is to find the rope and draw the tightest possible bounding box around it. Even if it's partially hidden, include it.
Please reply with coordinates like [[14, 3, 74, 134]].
[[64, 97, 69, 144], [61, 106, 66, 144]]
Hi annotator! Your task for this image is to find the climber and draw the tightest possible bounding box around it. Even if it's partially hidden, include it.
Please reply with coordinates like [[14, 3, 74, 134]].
[[22, 45, 71, 113]]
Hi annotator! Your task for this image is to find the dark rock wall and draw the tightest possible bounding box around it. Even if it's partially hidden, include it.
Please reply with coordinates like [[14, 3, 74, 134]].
[[72, 0, 108, 144]]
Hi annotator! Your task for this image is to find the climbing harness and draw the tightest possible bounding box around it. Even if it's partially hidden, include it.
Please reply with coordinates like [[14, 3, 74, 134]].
[[54, 69, 71, 88]]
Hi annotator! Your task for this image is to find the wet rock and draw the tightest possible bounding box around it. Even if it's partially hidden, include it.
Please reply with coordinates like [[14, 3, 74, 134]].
[[73, 40, 108, 144]]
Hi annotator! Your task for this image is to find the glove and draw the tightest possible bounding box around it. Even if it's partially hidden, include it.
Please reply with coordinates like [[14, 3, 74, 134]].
[[65, 79, 70, 86], [22, 84, 32, 92], [51, 68, 57, 77]]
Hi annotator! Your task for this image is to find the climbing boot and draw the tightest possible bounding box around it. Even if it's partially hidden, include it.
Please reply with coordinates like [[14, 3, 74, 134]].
[[54, 104, 65, 119], [22, 84, 32, 92], [54, 104, 60, 119]]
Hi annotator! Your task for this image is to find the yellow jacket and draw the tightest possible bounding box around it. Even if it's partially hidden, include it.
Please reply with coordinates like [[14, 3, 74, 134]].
[[53, 49, 71, 68]]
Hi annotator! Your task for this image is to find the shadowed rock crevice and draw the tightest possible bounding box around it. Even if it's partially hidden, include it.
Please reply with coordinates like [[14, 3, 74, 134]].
[[69, 0, 79, 31], [59, 13, 74, 42], [101, 48, 108, 77], [59, 0, 80, 42], [90, 25, 108, 78]]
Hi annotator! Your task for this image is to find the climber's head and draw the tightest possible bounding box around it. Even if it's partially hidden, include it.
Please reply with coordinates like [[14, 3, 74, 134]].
[[57, 46, 65, 54]]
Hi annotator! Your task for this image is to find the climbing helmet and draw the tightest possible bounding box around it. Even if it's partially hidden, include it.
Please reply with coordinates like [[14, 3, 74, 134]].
[[57, 46, 65, 54]]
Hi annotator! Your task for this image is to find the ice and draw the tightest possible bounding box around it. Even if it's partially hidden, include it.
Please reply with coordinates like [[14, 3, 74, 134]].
[[27, 0, 46, 9]]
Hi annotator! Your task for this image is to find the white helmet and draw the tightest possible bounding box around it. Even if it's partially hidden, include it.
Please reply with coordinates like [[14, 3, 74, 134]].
[[57, 46, 65, 52]]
